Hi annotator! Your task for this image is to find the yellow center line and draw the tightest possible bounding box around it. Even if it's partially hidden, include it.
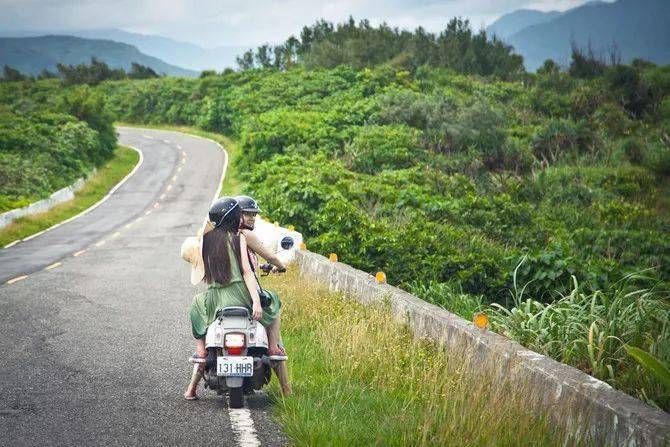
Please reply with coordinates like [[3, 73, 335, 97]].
[[95, 240, 106, 247], [45, 262, 61, 270], [136, 216, 144, 222], [124, 223, 133, 229], [172, 175, 178, 182], [166, 185, 173, 192], [6, 275, 28, 285], [153, 202, 159, 208], [160, 193, 166, 200], [181, 150, 185, 156], [145, 210, 152, 216], [181, 158, 186, 165], [177, 166, 182, 173], [73, 249, 86, 257], [112, 232, 121, 238]]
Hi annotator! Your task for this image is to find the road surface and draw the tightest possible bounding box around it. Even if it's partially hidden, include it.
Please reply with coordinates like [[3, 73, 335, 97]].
[[0, 127, 287, 446]]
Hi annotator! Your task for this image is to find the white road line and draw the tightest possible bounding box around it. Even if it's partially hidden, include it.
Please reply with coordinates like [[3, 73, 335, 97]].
[[145, 210, 152, 216], [95, 240, 106, 247], [73, 249, 86, 257], [163, 139, 170, 144], [159, 193, 166, 200], [166, 185, 173, 192], [177, 167, 182, 173], [6, 275, 28, 285], [4, 147, 144, 249], [228, 409, 261, 447], [44, 262, 61, 270], [112, 232, 121, 238], [153, 202, 159, 208], [172, 175, 178, 182], [143, 135, 154, 140]]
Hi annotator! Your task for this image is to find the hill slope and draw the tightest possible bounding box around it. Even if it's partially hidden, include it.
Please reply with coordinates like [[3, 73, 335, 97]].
[[0, 35, 198, 77], [68, 29, 245, 71], [506, 0, 670, 70], [486, 9, 562, 40]]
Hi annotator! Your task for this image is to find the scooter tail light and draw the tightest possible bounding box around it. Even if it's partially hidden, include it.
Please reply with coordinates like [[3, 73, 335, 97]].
[[224, 332, 246, 349], [226, 347, 244, 355]]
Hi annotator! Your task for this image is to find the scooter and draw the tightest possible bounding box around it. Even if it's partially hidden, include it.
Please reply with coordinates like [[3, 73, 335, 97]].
[[189, 263, 282, 408]]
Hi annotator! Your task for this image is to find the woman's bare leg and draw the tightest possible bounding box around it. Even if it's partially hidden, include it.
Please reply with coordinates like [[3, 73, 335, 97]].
[[265, 315, 291, 396], [272, 361, 292, 396], [184, 338, 206, 399]]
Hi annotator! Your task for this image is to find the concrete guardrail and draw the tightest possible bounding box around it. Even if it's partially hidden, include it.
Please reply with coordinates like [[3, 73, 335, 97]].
[[0, 177, 87, 229]]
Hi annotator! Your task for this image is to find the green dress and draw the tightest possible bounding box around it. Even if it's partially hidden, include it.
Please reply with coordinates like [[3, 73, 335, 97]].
[[189, 234, 281, 339]]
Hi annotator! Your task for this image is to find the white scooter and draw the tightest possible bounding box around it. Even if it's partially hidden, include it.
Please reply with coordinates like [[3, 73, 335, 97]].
[[188, 263, 282, 408]]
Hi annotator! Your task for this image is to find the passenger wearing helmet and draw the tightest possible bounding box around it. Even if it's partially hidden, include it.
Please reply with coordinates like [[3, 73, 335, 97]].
[[183, 197, 284, 400], [236, 195, 291, 395], [236, 195, 287, 273]]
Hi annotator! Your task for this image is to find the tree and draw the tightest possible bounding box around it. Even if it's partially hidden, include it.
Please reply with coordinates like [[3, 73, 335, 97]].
[[2, 65, 28, 82], [128, 62, 159, 79], [236, 50, 255, 70]]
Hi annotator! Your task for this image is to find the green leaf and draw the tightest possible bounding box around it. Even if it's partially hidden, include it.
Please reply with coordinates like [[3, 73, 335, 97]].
[[624, 345, 670, 390]]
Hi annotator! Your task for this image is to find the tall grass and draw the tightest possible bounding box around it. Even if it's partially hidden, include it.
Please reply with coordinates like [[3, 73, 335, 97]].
[[490, 265, 670, 411], [262, 270, 576, 446]]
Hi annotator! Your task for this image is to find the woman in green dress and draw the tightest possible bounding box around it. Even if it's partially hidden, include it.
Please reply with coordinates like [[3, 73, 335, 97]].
[[183, 197, 284, 399]]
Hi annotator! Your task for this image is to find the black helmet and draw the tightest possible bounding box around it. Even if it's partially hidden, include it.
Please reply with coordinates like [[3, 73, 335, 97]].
[[209, 197, 240, 228], [235, 195, 261, 214]]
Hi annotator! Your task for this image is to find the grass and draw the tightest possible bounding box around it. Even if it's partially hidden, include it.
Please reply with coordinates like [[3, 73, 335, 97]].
[[260, 269, 576, 446], [115, 123, 244, 196], [0, 145, 139, 248]]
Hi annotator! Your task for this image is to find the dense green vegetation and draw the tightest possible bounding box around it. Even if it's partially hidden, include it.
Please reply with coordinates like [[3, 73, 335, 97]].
[[96, 57, 670, 409], [0, 79, 116, 211], [0, 145, 138, 247]]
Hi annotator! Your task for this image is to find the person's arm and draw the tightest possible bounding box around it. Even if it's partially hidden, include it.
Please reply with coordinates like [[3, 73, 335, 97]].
[[239, 233, 263, 321], [242, 229, 287, 271]]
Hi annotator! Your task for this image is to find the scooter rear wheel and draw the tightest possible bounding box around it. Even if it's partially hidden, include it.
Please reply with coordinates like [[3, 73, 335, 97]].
[[229, 387, 244, 408]]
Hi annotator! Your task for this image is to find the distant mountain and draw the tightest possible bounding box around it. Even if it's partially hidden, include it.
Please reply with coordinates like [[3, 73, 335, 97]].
[[0, 35, 198, 77], [504, 0, 670, 71], [0, 28, 246, 71], [69, 29, 247, 71], [486, 9, 562, 40]]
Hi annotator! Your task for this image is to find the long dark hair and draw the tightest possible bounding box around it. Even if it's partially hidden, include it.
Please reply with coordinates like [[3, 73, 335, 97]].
[[202, 207, 242, 285]]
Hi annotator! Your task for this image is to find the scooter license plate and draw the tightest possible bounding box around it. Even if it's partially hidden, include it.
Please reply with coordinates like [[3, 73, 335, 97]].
[[217, 356, 254, 377]]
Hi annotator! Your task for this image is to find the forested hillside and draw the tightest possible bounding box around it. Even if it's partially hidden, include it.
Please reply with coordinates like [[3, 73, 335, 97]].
[[0, 81, 116, 211]]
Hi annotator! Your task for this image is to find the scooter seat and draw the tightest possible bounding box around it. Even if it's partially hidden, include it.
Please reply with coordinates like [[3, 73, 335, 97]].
[[216, 307, 250, 318]]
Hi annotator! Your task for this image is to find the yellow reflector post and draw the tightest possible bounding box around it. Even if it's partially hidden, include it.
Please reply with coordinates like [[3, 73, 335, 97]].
[[473, 312, 489, 329], [375, 271, 387, 283], [299, 242, 306, 250], [329, 253, 338, 262]]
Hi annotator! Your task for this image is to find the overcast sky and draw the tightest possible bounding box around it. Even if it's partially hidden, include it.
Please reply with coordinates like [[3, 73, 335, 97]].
[[0, 0, 608, 48]]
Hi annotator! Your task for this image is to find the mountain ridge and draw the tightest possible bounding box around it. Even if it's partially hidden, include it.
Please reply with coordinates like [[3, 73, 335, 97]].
[[0, 35, 198, 77]]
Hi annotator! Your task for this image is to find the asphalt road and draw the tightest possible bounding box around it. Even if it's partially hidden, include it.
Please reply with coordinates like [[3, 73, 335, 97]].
[[0, 127, 287, 446]]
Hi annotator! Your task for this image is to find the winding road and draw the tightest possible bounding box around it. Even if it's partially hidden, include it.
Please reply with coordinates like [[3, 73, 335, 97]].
[[0, 127, 287, 446]]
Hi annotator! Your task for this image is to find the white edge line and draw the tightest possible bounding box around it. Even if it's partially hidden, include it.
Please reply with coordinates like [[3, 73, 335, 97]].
[[3, 146, 144, 248], [228, 408, 261, 447]]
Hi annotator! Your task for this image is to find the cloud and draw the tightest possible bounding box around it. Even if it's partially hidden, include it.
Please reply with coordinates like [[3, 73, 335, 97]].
[[0, 0, 604, 47]]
